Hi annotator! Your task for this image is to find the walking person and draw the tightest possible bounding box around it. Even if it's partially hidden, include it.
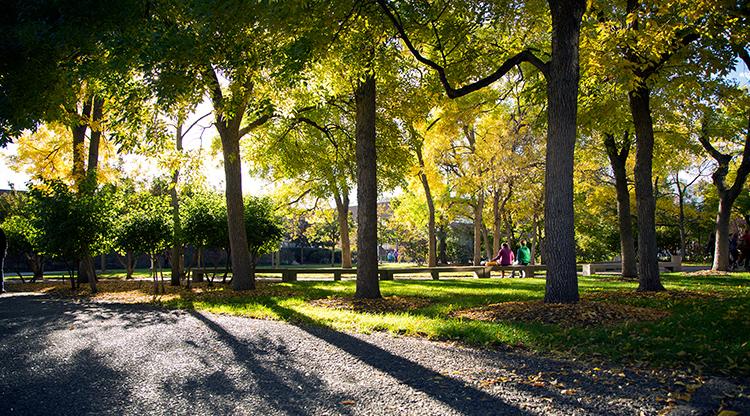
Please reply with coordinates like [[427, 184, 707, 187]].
[[515, 239, 532, 277], [1, 227, 7, 293]]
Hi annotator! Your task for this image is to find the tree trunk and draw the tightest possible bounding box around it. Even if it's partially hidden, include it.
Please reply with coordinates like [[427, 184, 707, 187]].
[[26, 254, 44, 281], [126, 252, 134, 279], [218, 127, 254, 290], [437, 219, 447, 264], [677, 180, 687, 257], [472, 192, 484, 266], [492, 190, 501, 255], [79, 254, 97, 293], [416, 147, 437, 267], [530, 214, 538, 265], [542, 0, 586, 303], [170, 122, 184, 286], [354, 73, 381, 299], [86, 97, 104, 180], [334, 190, 353, 268], [482, 225, 492, 260], [425, 190, 437, 267], [71, 101, 91, 187], [100, 253, 106, 273], [603, 132, 638, 278], [629, 86, 664, 291], [713, 197, 732, 271]]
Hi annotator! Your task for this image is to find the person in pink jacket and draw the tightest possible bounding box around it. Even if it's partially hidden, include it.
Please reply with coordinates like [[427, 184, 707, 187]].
[[490, 242, 515, 277]]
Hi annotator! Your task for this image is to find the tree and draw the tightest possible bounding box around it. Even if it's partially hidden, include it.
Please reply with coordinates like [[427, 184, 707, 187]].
[[243, 197, 284, 269], [250, 99, 358, 268], [182, 191, 229, 283], [697, 82, 750, 271], [603, 132, 638, 277], [28, 181, 116, 292], [309, 209, 342, 266], [116, 193, 173, 293], [144, 1, 312, 290], [378, 0, 587, 303], [0, 192, 44, 281]]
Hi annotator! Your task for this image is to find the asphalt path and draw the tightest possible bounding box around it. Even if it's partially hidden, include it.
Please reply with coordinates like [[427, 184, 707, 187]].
[[0, 293, 745, 415]]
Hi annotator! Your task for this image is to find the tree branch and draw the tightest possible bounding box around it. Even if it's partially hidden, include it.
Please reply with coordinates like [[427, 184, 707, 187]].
[[376, 0, 549, 98], [238, 112, 272, 139]]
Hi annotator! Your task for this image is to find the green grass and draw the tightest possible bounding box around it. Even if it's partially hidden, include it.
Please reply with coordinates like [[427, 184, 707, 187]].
[[9, 267, 748, 374], [155, 272, 750, 376]]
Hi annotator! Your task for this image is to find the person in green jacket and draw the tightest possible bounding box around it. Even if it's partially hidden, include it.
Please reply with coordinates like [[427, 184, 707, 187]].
[[516, 239, 531, 278]]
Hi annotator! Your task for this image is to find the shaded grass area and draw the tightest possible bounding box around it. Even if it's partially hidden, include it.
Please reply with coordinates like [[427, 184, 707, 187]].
[[6, 272, 750, 376]]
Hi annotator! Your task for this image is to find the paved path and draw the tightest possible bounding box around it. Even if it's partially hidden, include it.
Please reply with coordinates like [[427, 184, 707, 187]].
[[0, 294, 744, 415]]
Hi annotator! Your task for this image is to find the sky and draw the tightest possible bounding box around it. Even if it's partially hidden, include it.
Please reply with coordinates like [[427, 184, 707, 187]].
[[1, 58, 749, 193]]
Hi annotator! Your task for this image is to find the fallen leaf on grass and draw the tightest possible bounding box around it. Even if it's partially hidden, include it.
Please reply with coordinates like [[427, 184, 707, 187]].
[[339, 400, 355, 406], [308, 296, 432, 313], [451, 300, 669, 327]]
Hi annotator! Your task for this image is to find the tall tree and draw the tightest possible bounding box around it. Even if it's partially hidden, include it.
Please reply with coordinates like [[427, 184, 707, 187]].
[[0, 0, 148, 292], [379, 0, 586, 302], [145, 1, 308, 290], [354, 71, 381, 298], [697, 77, 750, 271], [603, 132, 638, 278]]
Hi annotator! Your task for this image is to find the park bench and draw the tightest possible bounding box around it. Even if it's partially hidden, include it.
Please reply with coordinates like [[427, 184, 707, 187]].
[[581, 255, 682, 276], [192, 264, 547, 282]]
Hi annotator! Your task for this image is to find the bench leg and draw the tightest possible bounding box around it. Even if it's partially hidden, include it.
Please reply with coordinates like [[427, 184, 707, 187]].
[[431, 271, 440, 280], [379, 271, 393, 281], [282, 271, 297, 282], [193, 271, 204, 282], [474, 269, 490, 278], [333, 271, 341, 281]]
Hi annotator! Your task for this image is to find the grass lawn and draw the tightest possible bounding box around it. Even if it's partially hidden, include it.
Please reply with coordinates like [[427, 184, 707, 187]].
[[7, 271, 750, 376]]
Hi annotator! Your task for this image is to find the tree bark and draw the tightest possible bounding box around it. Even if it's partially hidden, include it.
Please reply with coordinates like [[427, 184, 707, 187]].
[[79, 254, 97, 293], [204, 67, 255, 291], [219, 127, 254, 290], [603, 132, 638, 278], [170, 122, 184, 286], [437, 218, 447, 264], [73, 97, 101, 292], [629, 86, 664, 291], [71, 100, 92, 187], [334, 190, 353, 268], [713, 199, 732, 270], [676, 176, 687, 257], [472, 192, 484, 266], [482, 225, 492, 260], [86, 97, 104, 180], [542, 0, 585, 303], [415, 147, 437, 267], [530, 214, 539, 265], [492, 190, 501, 255], [354, 73, 381, 299], [700, 113, 750, 271]]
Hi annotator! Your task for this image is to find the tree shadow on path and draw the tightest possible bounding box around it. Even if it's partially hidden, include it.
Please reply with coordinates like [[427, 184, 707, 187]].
[[188, 310, 354, 415], [263, 302, 532, 416]]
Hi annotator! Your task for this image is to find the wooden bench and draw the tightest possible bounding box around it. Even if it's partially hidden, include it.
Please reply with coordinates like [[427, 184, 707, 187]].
[[486, 264, 546, 278], [377, 266, 485, 281], [191, 264, 548, 282], [581, 255, 682, 276]]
